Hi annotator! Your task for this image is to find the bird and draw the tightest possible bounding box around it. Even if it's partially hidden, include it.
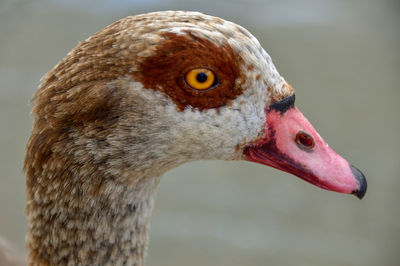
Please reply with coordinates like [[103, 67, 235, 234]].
[[20, 10, 367, 266]]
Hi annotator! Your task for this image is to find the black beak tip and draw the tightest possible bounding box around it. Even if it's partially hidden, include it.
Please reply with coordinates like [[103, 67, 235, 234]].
[[350, 165, 367, 200]]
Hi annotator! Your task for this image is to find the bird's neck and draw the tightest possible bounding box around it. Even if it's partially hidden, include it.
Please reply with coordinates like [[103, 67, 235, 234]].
[[26, 166, 161, 266]]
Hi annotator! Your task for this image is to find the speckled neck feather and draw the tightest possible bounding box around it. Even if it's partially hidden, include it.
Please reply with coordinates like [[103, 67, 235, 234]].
[[24, 11, 293, 265]]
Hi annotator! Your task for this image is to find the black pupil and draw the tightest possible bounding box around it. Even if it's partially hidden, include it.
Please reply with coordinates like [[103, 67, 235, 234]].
[[196, 72, 208, 83]]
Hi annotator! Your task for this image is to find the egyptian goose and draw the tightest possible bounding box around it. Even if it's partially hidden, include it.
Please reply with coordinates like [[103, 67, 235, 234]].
[[23, 11, 366, 265]]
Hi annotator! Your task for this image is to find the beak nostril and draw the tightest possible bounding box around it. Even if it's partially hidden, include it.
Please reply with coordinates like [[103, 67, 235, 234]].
[[295, 131, 315, 150]]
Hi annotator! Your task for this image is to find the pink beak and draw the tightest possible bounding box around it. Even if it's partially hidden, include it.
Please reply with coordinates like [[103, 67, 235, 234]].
[[244, 95, 367, 199]]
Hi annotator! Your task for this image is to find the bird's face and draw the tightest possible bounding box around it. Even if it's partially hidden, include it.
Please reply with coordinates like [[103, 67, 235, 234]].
[[39, 11, 364, 198], [109, 11, 365, 198]]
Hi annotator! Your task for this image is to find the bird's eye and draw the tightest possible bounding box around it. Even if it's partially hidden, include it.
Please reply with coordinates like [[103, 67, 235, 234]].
[[184, 68, 217, 91]]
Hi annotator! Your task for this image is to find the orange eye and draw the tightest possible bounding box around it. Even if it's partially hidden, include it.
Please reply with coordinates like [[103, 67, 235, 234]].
[[184, 68, 216, 90]]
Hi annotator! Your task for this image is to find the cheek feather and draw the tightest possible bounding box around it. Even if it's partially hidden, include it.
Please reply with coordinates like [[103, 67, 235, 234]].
[[134, 32, 245, 111]]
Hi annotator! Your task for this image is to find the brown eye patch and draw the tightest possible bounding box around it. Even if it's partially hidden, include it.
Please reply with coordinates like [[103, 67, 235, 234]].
[[134, 32, 244, 111]]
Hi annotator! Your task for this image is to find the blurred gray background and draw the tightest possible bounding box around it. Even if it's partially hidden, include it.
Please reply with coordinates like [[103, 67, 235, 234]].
[[0, 0, 399, 265]]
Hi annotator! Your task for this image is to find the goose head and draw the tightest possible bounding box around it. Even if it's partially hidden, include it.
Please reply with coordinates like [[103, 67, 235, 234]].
[[24, 10, 366, 265], [44, 10, 364, 197], [26, 11, 367, 201]]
